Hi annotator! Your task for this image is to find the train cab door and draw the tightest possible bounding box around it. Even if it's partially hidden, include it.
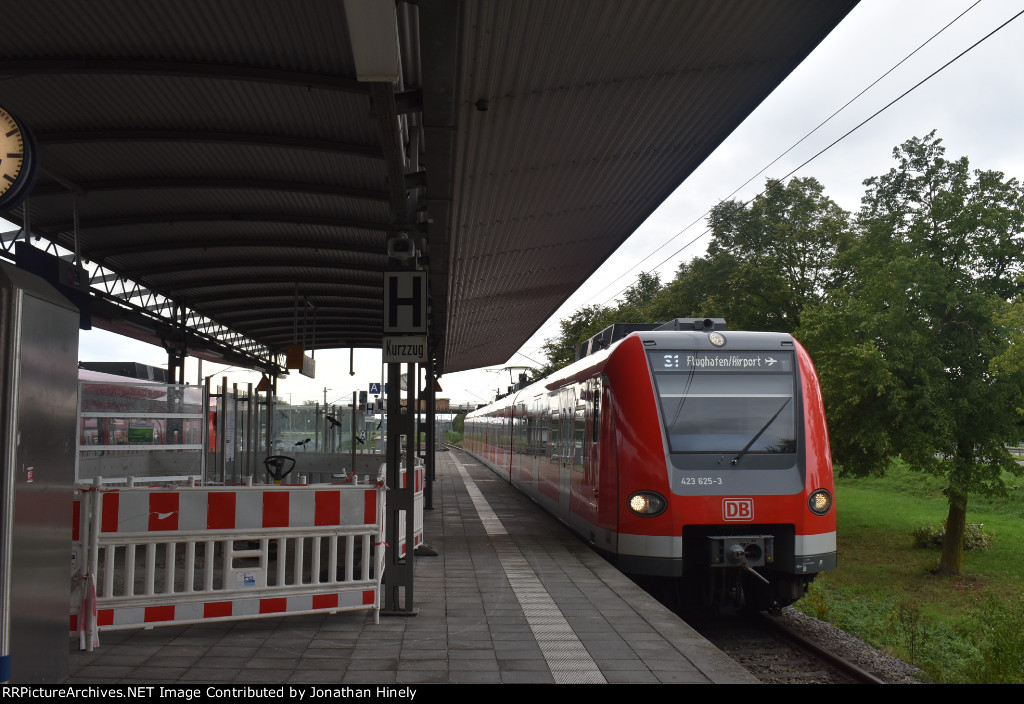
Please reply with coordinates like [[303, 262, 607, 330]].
[[598, 381, 618, 555], [571, 377, 602, 538], [499, 411, 510, 479], [583, 377, 601, 517], [539, 399, 559, 507], [521, 399, 540, 493], [512, 401, 527, 484], [556, 387, 576, 521]]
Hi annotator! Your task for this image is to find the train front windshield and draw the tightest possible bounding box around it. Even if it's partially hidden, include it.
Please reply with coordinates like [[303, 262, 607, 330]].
[[648, 350, 796, 455]]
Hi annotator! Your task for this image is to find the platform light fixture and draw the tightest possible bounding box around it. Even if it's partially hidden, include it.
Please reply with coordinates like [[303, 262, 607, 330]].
[[343, 0, 401, 82]]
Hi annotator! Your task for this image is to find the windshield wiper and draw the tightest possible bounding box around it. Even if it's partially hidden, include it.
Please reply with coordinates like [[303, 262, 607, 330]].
[[665, 367, 696, 435], [731, 398, 790, 465]]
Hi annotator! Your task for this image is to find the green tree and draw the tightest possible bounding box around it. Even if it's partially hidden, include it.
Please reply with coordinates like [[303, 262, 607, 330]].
[[799, 133, 1024, 575], [539, 303, 616, 375], [615, 270, 662, 319], [540, 273, 664, 374], [650, 177, 850, 332], [647, 256, 736, 323]]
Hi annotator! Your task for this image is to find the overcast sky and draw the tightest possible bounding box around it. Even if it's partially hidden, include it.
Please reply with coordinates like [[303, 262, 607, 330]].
[[73, 0, 1024, 407]]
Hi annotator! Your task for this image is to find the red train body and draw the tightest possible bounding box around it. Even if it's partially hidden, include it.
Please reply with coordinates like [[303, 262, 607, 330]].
[[464, 319, 836, 609]]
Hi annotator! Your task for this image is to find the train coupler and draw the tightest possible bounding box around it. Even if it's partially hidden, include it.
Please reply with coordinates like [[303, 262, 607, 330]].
[[707, 534, 775, 568]]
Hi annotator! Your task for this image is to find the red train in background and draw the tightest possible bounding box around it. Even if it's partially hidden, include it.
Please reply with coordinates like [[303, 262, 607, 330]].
[[464, 318, 836, 610]]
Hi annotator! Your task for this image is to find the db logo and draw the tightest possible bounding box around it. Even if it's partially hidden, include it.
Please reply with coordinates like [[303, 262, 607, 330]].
[[723, 498, 754, 522]]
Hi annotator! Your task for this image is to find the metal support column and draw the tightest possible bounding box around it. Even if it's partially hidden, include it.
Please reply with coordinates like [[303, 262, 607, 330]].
[[246, 382, 255, 481], [383, 360, 417, 615], [314, 401, 320, 452], [351, 392, 357, 471], [165, 303, 187, 385], [424, 355, 435, 511]]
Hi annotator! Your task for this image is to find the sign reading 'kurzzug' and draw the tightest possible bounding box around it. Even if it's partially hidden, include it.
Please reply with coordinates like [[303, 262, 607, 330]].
[[382, 335, 427, 363]]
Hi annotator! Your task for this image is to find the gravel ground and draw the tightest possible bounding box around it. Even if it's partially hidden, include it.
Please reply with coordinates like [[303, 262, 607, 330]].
[[774, 607, 929, 684]]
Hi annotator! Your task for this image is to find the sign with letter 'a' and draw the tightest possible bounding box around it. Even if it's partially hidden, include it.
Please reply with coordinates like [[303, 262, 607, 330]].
[[384, 271, 427, 333]]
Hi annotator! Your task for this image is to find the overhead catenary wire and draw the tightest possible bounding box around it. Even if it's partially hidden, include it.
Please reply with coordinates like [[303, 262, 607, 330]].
[[584, 1, 983, 307], [588, 2, 1021, 310]]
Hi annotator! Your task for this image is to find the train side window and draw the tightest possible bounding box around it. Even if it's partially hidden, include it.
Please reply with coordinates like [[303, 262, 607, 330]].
[[562, 388, 575, 463], [540, 401, 548, 456], [573, 404, 585, 471], [549, 409, 559, 459]]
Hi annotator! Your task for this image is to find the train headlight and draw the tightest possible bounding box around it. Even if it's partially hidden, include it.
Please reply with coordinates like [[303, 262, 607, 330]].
[[808, 489, 832, 515], [708, 331, 726, 347], [628, 491, 666, 517]]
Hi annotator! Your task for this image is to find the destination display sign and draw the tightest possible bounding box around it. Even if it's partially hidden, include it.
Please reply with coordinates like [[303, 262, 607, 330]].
[[651, 351, 793, 372]]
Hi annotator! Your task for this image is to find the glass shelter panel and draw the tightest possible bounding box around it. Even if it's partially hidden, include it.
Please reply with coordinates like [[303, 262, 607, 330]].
[[78, 381, 206, 483]]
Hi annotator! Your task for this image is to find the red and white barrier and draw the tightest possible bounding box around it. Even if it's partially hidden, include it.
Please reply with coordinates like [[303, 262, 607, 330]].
[[71, 481, 385, 648], [398, 464, 425, 557]]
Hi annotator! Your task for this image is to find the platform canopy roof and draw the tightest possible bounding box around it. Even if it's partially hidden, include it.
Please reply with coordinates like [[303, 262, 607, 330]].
[[0, 0, 858, 375]]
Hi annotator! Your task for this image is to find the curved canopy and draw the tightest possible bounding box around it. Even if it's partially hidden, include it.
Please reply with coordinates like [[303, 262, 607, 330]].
[[0, 0, 857, 374]]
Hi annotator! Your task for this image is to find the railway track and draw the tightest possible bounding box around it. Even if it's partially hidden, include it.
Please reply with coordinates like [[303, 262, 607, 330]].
[[687, 610, 887, 684]]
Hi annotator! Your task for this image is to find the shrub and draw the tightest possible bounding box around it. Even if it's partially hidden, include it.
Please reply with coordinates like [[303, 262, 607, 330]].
[[912, 523, 993, 550]]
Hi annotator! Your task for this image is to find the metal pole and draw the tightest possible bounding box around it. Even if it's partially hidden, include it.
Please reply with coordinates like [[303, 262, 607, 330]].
[[217, 376, 227, 483], [383, 360, 416, 615], [201, 377, 210, 484], [246, 382, 254, 482], [231, 383, 239, 483], [425, 354, 435, 510], [314, 401, 320, 452], [265, 379, 274, 455]]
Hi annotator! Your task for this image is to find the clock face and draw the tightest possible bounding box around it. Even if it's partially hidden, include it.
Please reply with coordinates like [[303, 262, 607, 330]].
[[0, 106, 37, 211]]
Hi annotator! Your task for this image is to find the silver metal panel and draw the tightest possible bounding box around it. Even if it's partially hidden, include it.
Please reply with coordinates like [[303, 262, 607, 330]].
[[794, 532, 837, 556], [0, 262, 79, 683]]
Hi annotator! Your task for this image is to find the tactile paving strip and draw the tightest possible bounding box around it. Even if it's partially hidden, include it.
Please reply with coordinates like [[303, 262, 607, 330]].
[[453, 457, 606, 684]]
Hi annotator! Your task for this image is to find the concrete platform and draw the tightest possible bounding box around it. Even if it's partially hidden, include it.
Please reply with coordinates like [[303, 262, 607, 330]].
[[68, 449, 756, 684]]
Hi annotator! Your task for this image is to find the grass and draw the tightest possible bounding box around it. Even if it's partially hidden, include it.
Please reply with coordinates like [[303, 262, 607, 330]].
[[794, 460, 1024, 683]]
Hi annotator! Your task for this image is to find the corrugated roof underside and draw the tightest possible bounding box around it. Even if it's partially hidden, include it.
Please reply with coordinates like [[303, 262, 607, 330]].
[[2, 1, 357, 72], [2, 1, 392, 354], [441, 0, 856, 372]]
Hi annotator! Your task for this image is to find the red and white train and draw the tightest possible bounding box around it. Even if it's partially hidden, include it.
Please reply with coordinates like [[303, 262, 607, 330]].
[[464, 318, 836, 610]]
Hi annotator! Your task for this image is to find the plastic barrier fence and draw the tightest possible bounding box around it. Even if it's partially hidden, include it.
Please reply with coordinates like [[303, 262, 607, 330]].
[[71, 481, 385, 649], [398, 464, 424, 557]]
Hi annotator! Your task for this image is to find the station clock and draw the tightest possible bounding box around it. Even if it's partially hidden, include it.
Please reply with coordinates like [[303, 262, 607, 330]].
[[0, 106, 40, 213]]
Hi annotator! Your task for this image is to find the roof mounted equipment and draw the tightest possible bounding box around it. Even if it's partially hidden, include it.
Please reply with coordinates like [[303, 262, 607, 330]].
[[654, 317, 727, 331]]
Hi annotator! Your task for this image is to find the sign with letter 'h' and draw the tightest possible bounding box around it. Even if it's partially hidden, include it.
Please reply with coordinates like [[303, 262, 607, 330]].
[[384, 272, 426, 334]]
